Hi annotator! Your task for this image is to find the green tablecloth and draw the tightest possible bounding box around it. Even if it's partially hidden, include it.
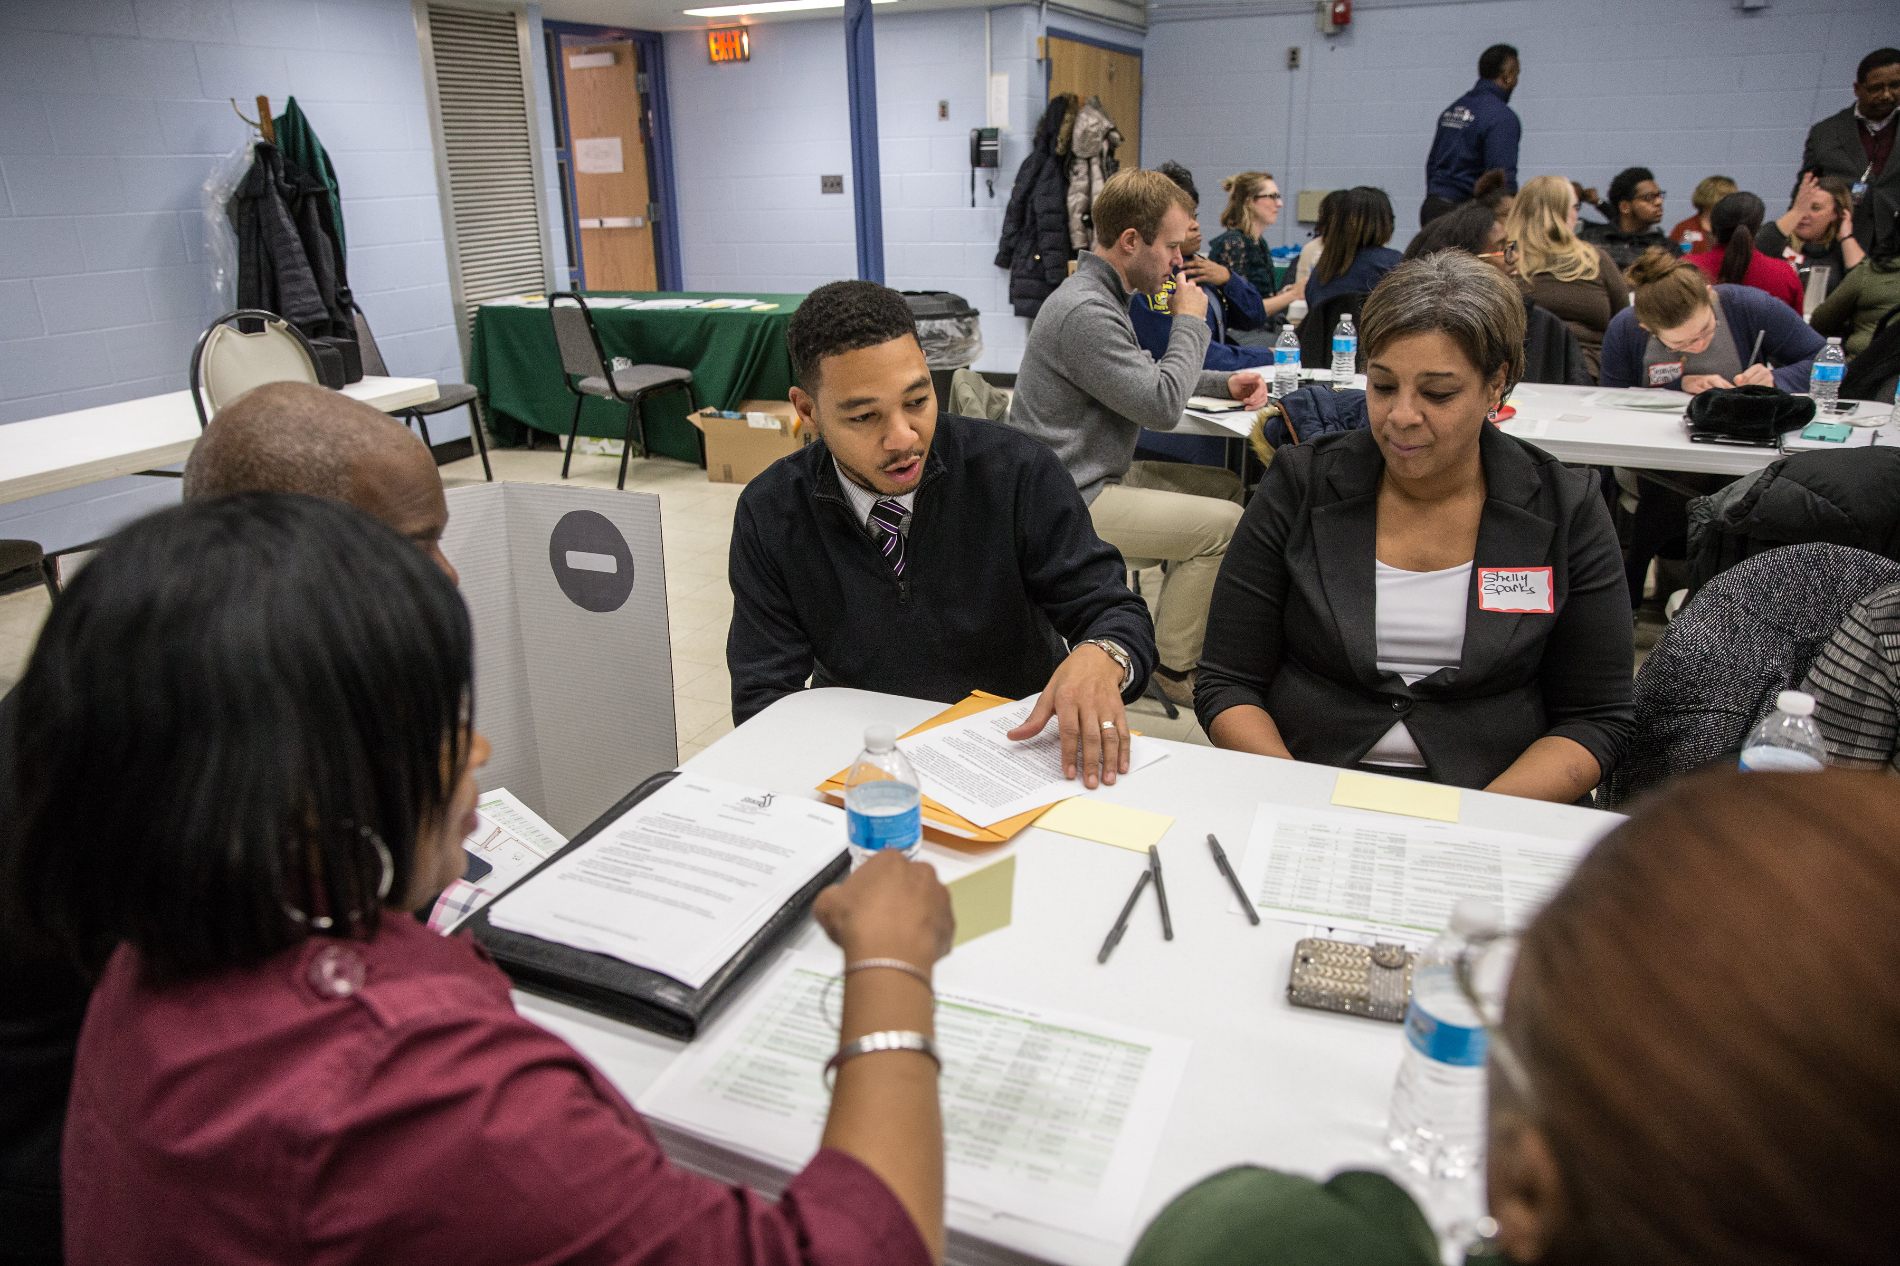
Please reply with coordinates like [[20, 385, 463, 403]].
[[468, 291, 805, 464]]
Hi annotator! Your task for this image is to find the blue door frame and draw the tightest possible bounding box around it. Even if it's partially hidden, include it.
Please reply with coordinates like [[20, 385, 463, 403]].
[[844, 0, 884, 283], [543, 19, 685, 291]]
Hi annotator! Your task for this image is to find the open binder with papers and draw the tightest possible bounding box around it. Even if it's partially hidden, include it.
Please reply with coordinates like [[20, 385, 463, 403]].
[[469, 771, 849, 1040]]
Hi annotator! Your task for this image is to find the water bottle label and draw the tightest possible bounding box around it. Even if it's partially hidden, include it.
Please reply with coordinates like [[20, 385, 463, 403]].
[[847, 804, 921, 850], [1812, 364, 1844, 385], [1404, 1001, 1487, 1067], [1274, 347, 1298, 366], [1738, 746, 1824, 772], [1332, 335, 1355, 356]]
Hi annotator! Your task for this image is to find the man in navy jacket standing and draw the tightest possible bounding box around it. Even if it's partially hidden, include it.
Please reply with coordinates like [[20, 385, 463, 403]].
[[727, 281, 1157, 788], [1422, 44, 1522, 226]]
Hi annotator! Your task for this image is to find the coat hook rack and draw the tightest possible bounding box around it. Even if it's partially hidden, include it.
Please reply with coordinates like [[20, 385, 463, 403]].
[[230, 95, 276, 144]]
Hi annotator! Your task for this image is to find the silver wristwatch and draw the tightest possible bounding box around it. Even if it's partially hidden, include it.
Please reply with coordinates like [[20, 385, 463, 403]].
[[1082, 638, 1134, 691]]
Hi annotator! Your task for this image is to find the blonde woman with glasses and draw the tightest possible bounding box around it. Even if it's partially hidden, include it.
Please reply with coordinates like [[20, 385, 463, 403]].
[[1207, 171, 1305, 324], [1506, 175, 1628, 379]]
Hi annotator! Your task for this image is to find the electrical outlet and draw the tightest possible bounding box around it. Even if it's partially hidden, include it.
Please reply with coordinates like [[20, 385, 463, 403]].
[[820, 174, 844, 194], [1287, 46, 1301, 69], [938, 99, 949, 120]]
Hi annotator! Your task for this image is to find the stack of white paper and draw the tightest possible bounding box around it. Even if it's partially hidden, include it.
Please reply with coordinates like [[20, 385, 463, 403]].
[[896, 694, 1167, 827], [1237, 805, 1604, 945], [427, 789, 567, 932], [639, 953, 1191, 1246], [487, 774, 846, 987]]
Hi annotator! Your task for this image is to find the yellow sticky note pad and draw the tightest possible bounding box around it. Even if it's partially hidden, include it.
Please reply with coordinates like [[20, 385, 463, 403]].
[[1331, 771, 1462, 823], [1035, 798, 1174, 852], [928, 849, 1015, 946]]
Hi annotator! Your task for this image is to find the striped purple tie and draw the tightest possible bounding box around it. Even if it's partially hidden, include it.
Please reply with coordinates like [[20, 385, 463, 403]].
[[868, 498, 907, 576]]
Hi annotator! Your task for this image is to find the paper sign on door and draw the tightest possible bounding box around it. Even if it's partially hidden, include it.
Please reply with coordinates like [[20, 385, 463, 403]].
[[1478, 567, 1554, 614]]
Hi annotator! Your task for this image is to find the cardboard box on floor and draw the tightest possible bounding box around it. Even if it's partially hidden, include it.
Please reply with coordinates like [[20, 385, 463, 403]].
[[441, 483, 678, 839], [694, 400, 813, 484]]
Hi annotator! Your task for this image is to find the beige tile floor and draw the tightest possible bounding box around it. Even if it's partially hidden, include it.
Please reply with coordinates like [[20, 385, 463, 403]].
[[0, 445, 1214, 760]]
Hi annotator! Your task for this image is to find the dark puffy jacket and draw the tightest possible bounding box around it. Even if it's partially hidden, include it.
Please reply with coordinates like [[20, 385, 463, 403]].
[[1685, 448, 1900, 595], [996, 95, 1076, 318], [1256, 386, 1367, 453], [1602, 543, 1900, 808]]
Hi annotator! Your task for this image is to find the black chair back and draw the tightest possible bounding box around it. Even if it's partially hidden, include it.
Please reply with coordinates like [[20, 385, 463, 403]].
[[548, 292, 609, 386], [351, 306, 391, 378], [1298, 290, 1368, 370]]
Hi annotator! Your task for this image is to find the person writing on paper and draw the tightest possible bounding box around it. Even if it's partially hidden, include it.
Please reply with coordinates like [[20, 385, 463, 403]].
[[4, 493, 956, 1266], [1599, 248, 1823, 394], [728, 280, 1157, 787], [1128, 769, 1900, 1266], [0, 381, 456, 1266], [1194, 253, 1633, 801]]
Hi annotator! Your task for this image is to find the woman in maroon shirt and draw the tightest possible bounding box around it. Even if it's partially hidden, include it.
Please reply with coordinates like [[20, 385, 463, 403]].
[[1684, 191, 1804, 312], [5, 493, 952, 1266]]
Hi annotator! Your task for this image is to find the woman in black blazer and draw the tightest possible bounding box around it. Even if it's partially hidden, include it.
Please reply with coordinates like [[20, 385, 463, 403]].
[[1195, 252, 1633, 801]]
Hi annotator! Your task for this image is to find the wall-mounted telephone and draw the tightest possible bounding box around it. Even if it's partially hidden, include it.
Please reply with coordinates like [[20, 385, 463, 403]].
[[970, 126, 1000, 206]]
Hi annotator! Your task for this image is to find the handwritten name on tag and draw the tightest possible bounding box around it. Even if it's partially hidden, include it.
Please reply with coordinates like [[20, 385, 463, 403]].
[[1646, 360, 1683, 387], [1479, 567, 1554, 614]]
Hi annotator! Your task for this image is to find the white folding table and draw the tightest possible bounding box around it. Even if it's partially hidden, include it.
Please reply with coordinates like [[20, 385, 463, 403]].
[[0, 377, 440, 507], [1498, 383, 1892, 476], [513, 687, 1621, 1266]]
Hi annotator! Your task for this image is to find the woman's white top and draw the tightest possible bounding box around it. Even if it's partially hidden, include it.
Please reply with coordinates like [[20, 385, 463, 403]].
[[1362, 559, 1473, 768]]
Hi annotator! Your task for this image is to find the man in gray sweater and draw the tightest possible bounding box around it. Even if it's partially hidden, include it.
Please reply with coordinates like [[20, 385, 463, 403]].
[[1008, 168, 1267, 704]]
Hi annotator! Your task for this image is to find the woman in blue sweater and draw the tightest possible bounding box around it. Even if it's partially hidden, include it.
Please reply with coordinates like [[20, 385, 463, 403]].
[[1302, 186, 1403, 314], [1599, 248, 1823, 393]]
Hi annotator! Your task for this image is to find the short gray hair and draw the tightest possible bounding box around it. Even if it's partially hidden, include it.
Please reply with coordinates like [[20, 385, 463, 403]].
[[1360, 252, 1525, 399]]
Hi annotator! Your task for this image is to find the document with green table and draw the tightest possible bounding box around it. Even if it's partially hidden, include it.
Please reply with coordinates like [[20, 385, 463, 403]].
[[640, 952, 1190, 1245]]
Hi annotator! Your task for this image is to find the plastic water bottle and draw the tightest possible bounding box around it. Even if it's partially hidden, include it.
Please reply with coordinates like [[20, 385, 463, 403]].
[[1809, 338, 1846, 415], [1271, 326, 1301, 401], [842, 724, 922, 865], [1387, 898, 1502, 1183], [1330, 313, 1357, 389], [1738, 690, 1827, 772]]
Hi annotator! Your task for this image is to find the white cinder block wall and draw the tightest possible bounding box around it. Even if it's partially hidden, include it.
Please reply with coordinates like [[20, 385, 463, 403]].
[[1143, 0, 1884, 257], [0, 0, 464, 433], [662, 6, 1144, 374]]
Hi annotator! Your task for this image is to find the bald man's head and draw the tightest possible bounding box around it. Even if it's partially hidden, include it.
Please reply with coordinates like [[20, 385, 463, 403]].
[[184, 382, 457, 581]]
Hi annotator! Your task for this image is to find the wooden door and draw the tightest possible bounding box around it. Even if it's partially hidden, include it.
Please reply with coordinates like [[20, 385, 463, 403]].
[[560, 39, 657, 291], [1045, 36, 1141, 168]]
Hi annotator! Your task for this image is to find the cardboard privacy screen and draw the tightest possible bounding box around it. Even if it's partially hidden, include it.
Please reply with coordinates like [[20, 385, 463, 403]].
[[442, 483, 678, 839]]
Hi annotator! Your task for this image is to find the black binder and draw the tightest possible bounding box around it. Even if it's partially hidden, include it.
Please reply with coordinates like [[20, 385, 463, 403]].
[[468, 770, 849, 1041]]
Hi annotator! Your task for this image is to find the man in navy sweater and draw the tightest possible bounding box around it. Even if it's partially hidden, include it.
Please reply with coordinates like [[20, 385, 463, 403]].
[[727, 281, 1157, 787], [1422, 44, 1522, 226]]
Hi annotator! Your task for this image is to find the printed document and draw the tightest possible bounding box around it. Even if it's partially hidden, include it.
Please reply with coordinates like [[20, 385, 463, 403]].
[[640, 954, 1190, 1244], [896, 694, 1166, 828], [427, 789, 567, 933], [1237, 806, 1604, 944], [487, 774, 845, 987]]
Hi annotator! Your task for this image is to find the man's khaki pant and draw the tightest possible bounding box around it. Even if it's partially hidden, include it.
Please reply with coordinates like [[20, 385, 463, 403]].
[[1089, 481, 1243, 674]]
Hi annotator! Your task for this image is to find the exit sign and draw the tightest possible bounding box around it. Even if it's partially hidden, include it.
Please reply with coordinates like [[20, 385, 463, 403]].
[[707, 27, 749, 63]]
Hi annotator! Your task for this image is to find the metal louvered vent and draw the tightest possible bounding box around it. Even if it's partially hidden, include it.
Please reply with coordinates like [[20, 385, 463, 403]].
[[420, 3, 551, 356]]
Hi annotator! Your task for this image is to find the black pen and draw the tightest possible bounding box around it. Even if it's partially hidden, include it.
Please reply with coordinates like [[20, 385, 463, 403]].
[[1207, 833, 1260, 925], [1149, 844, 1173, 941], [1097, 869, 1151, 964]]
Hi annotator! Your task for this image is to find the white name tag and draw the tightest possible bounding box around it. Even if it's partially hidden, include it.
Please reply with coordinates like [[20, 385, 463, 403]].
[[1646, 360, 1683, 387], [1479, 567, 1554, 614]]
